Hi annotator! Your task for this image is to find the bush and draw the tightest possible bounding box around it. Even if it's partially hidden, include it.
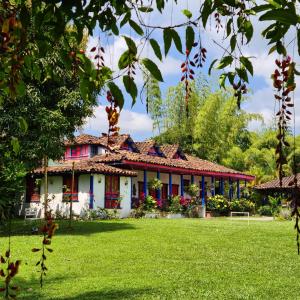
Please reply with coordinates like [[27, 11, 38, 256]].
[[258, 205, 273, 216], [206, 195, 229, 215], [169, 195, 182, 213], [276, 207, 292, 220], [143, 195, 157, 212], [230, 198, 255, 213]]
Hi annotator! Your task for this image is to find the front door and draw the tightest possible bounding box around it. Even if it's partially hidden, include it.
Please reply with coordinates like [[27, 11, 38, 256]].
[[105, 175, 120, 208]]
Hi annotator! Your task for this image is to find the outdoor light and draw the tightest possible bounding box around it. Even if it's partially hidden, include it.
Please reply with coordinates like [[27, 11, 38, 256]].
[[125, 179, 128, 186], [98, 177, 102, 183]]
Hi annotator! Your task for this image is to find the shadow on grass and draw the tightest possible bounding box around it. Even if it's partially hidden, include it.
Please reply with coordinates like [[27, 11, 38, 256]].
[[61, 288, 157, 300], [0, 220, 137, 237], [15, 274, 155, 300]]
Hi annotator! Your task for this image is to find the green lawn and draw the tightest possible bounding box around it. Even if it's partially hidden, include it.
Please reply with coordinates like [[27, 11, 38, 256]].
[[1, 218, 300, 299]]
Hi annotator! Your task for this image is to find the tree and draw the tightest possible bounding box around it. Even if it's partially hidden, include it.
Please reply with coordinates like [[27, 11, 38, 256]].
[[0, 28, 98, 218]]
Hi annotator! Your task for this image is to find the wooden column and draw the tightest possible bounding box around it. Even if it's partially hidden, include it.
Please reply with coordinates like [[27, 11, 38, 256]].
[[180, 175, 184, 196], [220, 178, 224, 195], [89, 175, 94, 209], [237, 179, 240, 199], [201, 176, 205, 206], [143, 170, 148, 196], [157, 171, 161, 200], [168, 173, 172, 197], [211, 177, 215, 197]]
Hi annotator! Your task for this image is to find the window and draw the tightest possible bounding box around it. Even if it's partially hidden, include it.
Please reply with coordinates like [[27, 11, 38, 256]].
[[90, 145, 98, 157], [171, 184, 179, 196], [63, 175, 78, 201], [183, 179, 190, 192], [105, 175, 120, 208], [70, 146, 81, 158]]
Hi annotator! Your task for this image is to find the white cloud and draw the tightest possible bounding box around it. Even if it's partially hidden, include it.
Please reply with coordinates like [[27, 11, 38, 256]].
[[82, 105, 153, 138]]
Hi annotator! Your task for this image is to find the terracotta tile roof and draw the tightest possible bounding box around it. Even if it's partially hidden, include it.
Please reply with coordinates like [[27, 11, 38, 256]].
[[254, 174, 300, 190], [135, 141, 156, 154], [32, 160, 136, 177], [160, 144, 179, 158], [64, 134, 106, 146], [92, 151, 253, 179]]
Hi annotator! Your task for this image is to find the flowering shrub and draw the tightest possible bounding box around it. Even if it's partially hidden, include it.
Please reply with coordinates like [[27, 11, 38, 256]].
[[169, 195, 182, 213], [230, 198, 255, 213], [186, 184, 200, 198], [143, 195, 157, 212], [148, 178, 163, 190], [206, 195, 229, 215]]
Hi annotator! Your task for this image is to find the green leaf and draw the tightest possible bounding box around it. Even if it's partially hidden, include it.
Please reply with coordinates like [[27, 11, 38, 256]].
[[240, 57, 253, 76], [259, 9, 299, 25], [230, 35, 236, 52], [120, 12, 131, 27], [107, 82, 125, 110], [202, 0, 212, 28], [219, 73, 227, 89], [141, 58, 163, 82], [118, 50, 135, 69], [226, 18, 232, 37], [18, 117, 28, 133], [276, 41, 287, 56], [182, 9, 192, 19], [163, 28, 172, 56], [123, 75, 138, 106], [156, 0, 165, 12], [170, 29, 182, 53], [138, 6, 153, 13], [150, 39, 162, 61], [208, 59, 218, 75], [216, 56, 233, 69], [123, 36, 137, 54], [185, 26, 195, 51], [129, 20, 144, 35], [268, 44, 277, 54], [11, 137, 20, 155], [244, 20, 253, 43], [236, 67, 249, 83]]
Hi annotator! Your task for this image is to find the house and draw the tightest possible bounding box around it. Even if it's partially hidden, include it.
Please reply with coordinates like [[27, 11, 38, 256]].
[[25, 134, 255, 218]]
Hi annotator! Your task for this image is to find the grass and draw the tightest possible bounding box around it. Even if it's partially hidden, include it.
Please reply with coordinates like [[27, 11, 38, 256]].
[[0, 218, 300, 299]]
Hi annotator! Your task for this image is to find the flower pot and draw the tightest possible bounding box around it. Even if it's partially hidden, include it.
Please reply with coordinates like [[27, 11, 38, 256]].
[[165, 213, 183, 219], [144, 212, 159, 219], [206, 211, 213, 218]]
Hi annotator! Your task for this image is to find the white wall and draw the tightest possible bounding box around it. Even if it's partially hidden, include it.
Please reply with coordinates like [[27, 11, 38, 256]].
[[77, 174, 90, 214], [93, 174, 105, 209], [120, 176, 131, 218]]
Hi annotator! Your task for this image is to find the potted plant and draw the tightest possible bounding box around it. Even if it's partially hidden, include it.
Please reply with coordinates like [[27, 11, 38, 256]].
[[143, 195, 159, 218], [148, 178, 163, 190], [166, 195, 183, 219]]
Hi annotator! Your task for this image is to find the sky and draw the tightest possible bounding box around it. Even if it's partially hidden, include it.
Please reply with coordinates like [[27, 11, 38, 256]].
[[81, 1, 300, 142]]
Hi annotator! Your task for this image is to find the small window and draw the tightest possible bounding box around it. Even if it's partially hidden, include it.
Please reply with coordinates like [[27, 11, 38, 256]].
[[90, 145, 98, 157], [63, 175, 78, 201]]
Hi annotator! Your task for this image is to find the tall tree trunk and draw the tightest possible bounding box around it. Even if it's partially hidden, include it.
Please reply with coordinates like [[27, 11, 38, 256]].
[[69, 161, 75, 228], [43, 155, 48, 220]]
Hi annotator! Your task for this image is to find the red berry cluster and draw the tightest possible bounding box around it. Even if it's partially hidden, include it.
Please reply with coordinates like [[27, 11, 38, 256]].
[[32, 212, 58, 287], [91, 44, 105, 70], [181, 48, 195, 110], [233, 81, 247, 108], [193, 44, 207, 68], [214, 13, 223, 33], [272, 56, 295, 183]]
